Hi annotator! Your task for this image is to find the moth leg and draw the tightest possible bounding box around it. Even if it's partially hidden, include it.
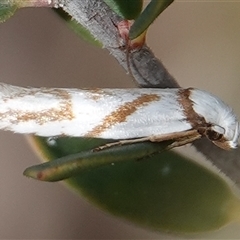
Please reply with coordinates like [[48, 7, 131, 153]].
[[166, 133, 202, 150], [149, 129, 202, 149], [148, 129, 199, 142], [94, 137, 150, 151], [134, 133, 202, 163], [94, 129, 201, 151]]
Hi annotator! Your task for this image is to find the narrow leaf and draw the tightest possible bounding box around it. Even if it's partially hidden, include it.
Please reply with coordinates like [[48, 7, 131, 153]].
[[129, 0, 174, 39], [103, 0, 143, 20], [24, 140, 169, 181]]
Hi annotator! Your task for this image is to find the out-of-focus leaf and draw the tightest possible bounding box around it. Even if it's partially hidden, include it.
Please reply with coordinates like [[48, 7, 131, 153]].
[[28, 136, 240, 233], [54, 8, 102, 47], [103, 0, 143, 20], [0, 1, 18, 23], [129, 0, 174, 39]]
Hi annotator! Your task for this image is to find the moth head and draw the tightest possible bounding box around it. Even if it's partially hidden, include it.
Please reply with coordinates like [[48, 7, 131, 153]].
[[205, 122, 239, 150], [190, 89, 239, 150]]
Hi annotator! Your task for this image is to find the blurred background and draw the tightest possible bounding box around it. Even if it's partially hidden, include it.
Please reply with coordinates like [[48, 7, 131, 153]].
[[0, 1, 240, 238]]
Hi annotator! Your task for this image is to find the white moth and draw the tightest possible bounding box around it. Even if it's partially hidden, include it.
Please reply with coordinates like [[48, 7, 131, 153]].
[[0, 82, 238, 150]]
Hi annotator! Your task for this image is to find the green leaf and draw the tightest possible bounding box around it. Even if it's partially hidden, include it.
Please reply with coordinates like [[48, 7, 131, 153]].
[[28, 136, 240, 233], [103, 0, 143, 20], [0, 1, 18, 23], [129, 0, 174, 39], [24, 140, 170, 181]]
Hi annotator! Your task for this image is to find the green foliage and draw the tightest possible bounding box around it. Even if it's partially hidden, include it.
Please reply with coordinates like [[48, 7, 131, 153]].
[[129, 0, 174, 39], [0, 1, 17, 23], [103, 0, 174, 39], [103, 0, 143, 20], [28, 136, 240, 233], [24, 139, 169, 181]]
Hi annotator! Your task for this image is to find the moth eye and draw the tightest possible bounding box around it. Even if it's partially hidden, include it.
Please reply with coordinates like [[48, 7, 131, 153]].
[[212, 125, 225, 135], [206, 129, 223, 141]]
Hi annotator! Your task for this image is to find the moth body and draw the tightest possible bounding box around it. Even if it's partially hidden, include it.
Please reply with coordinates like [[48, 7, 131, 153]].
[[0, 83, 238, 150]]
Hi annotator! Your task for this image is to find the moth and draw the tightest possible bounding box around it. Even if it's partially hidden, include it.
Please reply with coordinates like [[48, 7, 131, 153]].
[[0, 82, 238, 151]]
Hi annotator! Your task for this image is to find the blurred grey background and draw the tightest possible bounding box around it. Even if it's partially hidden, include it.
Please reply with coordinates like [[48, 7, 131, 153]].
[[0, 2, 240, 239]]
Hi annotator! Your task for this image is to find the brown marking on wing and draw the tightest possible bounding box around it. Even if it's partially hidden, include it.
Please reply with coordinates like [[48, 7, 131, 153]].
[[85, 93, 160, 137], [85, 88, 105, 101], [177, 88, 207, 129], [0, 88, 74, 126]]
